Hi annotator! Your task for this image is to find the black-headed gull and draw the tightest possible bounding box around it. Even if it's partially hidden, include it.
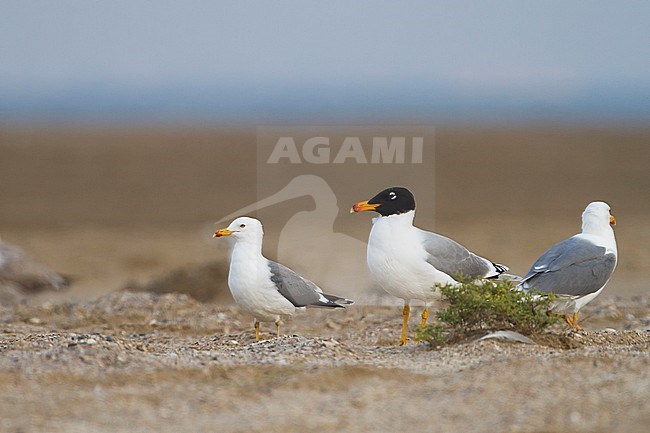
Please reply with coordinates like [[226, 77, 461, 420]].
[[351, 186, 508, 345]]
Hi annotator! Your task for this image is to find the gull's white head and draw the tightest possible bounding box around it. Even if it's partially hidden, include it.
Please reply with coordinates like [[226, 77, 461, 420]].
[[581, 201, 616, 236], [213, 216, 264, 244]]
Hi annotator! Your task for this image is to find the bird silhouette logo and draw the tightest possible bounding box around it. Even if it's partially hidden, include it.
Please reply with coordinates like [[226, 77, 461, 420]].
[[216, 174, 372, 300]]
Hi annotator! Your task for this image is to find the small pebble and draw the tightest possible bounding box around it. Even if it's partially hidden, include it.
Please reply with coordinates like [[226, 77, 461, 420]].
[[326, 321, 342, 331], [322, 339, 339, 348]]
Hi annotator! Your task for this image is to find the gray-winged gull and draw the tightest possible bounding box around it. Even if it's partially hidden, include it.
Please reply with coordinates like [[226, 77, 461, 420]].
[[518, 201, 617, 331], [214, 175, 369, 297], [214, 216, 353, 341], [351, 187, 508, 345]]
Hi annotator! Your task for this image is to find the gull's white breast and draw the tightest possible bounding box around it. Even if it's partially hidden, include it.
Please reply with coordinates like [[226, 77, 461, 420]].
[[367, 215, 455, 302], [228, 245, 295, 321]]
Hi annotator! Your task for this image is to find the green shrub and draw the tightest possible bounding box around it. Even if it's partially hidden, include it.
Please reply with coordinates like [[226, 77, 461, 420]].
[[414, 322, 446, 346], [416, 277, 558, 346]]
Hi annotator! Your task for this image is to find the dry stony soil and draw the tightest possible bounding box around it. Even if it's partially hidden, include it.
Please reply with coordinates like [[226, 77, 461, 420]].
[[1, 125, 650, 432], [1, 292, 649, 433]]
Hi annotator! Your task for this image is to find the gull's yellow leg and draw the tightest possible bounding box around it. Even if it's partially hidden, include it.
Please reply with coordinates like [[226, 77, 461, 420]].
[[564, 314, 574, 327], [420, 307, 429, 327], [275, 320, 281, 338], [400, 303, 410, 346], [255, 321, 261, 341], [572, 312, 582, 332]]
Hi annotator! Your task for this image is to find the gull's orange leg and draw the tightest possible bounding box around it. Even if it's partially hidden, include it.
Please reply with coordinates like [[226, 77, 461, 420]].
[[564, 314, 574, 327], [420, 307, 429, 327], [400, 303, 410, 346], [275, 320, 281, 338], [572, 312, 582, 332], [565, 313, 583, 332], [255, 320, 261, 341]]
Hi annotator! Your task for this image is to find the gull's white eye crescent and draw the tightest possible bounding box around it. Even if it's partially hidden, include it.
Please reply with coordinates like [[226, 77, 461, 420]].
[[389, 191, 397, 200]]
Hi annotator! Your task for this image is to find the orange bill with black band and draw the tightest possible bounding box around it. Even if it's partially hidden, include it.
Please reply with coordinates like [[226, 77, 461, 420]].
[[350, 200, 380, 213], [213, 228, 234, 237]]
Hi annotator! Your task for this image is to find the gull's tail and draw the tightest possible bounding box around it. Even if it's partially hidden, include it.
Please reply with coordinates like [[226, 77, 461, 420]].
[[485, 262, 510, 279], [311, 293, 354, 308]]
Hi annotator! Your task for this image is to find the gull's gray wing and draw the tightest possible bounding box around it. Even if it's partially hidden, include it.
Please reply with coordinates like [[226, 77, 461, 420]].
[[267, 260, 347, 308], [520, 236, 617, 297], [418, 229, 499, 280]]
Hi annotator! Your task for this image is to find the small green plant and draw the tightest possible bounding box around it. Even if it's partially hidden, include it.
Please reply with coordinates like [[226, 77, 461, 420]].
[[416, 277, 558, 346], [414, 322, 446, 346]]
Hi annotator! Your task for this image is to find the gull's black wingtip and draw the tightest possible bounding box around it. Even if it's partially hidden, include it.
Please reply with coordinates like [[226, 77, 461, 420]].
[[323, 293, 354, 306]]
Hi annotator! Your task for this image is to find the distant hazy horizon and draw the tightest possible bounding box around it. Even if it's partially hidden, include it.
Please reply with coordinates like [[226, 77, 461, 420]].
[[2, 1, 649, 123]]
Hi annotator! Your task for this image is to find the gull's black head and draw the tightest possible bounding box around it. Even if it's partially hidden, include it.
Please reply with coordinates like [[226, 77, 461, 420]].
[[351, 187, 416, 216]]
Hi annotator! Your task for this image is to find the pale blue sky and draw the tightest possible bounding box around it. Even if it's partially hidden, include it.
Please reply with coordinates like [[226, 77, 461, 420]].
[[1, 1, 649, 121]]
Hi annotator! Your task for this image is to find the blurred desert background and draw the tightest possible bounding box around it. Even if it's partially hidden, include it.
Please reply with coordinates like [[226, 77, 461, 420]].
[[3, 123, 648, 432], [2, 2, 649, 433], [1, 124, 648, 303]]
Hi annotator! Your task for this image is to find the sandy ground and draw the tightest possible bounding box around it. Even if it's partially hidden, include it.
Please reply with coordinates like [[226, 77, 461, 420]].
[[1, 125, 649, 432], [1, 292, 649, 433]]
